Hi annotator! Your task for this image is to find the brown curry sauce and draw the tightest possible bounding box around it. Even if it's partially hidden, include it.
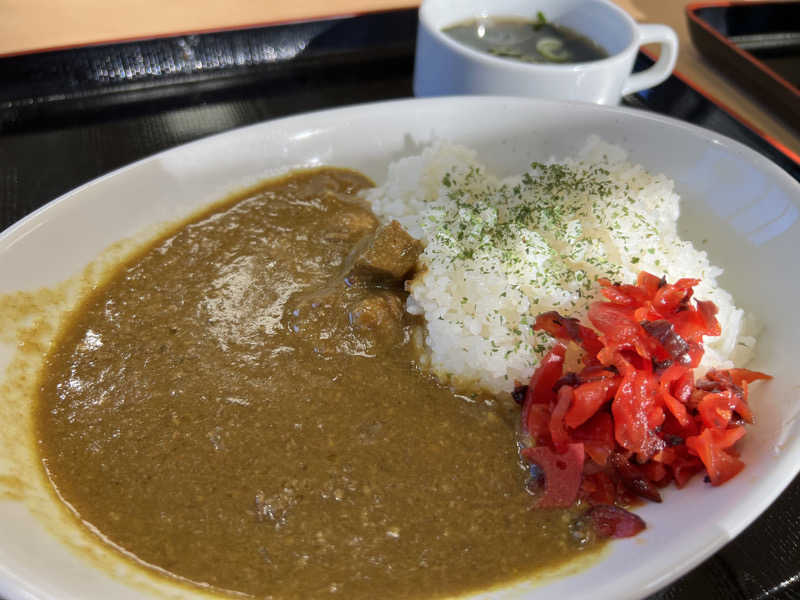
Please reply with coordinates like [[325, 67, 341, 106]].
[[35, 169, 603, 598]]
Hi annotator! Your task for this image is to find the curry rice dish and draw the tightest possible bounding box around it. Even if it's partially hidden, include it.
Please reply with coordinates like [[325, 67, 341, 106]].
[[35, 169, 603, 599]]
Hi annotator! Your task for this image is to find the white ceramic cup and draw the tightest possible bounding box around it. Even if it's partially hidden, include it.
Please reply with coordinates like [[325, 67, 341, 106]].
[[413, 0, 679, 104]]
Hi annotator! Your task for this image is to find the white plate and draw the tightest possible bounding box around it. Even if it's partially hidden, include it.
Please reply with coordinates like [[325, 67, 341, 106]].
[[1, 96, 799, 600]]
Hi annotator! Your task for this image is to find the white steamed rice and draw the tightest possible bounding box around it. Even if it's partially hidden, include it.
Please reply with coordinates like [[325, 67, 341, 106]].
[[364, 137, 758, 394]]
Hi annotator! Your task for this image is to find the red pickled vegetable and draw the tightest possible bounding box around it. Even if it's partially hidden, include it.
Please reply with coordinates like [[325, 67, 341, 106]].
[[588, 302, 650, 360], [581, 471, 616, 505], [521, 443, 585, 508], [641, 319, 690, 364], [671, 453, 705, 487], [521, 342, 565, 411], [659, 364, 692, 427], [653, 278, 698, 315], [686, 426, 746, 485], [571, 412, 615, 466], [727, 368, 772, 387], [525, 404, 552, 446], [586, 504, 646, 538], [549, 386, 574, 452], [612, 368, 664, 461], [521, 343, 566, 443], [608, 452, 662, 503], [673, 369, 695, 403], [534, 312, 603, 357], [516, 271, 771, 536], [566, 377, 619, 429], [637, 271, 664, 296], [697, 391, 741, 429]]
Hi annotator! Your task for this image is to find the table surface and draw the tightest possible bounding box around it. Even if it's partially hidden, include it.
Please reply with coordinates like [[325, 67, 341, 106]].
[[1, 0, 798, 158]]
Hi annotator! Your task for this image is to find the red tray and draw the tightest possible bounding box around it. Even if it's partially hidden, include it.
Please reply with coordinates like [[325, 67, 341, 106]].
[[687, 1, 800, 131]]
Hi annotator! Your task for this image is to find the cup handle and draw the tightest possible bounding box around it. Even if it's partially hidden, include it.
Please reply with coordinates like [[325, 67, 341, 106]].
[[621, 24, 679, 96]]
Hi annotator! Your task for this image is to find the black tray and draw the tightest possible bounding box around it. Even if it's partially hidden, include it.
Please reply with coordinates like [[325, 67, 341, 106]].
[[0, 9, 799, 600], [687, 1, 800, 132]]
